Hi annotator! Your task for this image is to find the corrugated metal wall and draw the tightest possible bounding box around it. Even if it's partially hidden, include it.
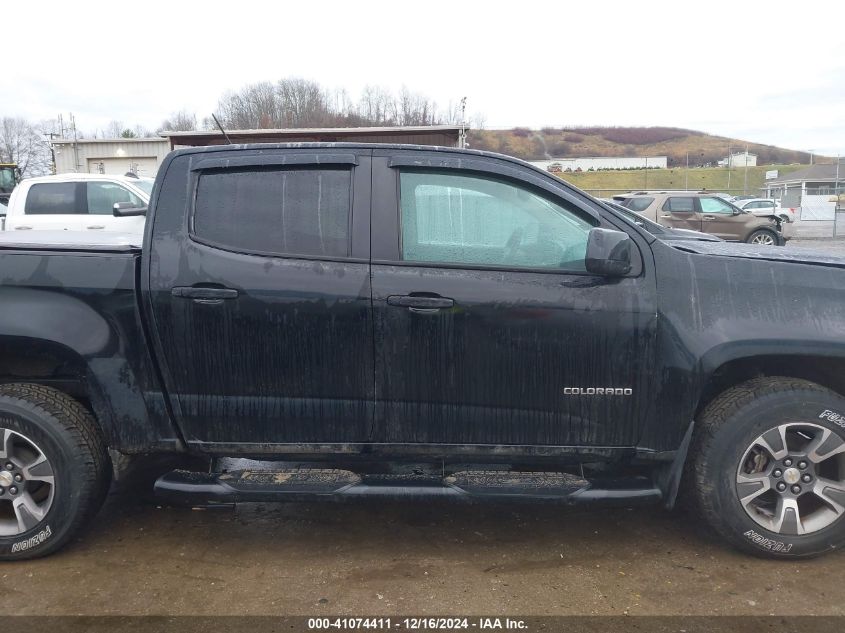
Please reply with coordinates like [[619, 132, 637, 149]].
[[54, 139, 171, 175]]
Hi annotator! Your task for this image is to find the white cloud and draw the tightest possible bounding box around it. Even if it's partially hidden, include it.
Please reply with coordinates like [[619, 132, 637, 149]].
[[2, 0, 843, 153]]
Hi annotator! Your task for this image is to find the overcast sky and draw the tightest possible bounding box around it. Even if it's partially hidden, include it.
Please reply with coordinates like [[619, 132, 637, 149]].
[[3, 0, 843, 155]]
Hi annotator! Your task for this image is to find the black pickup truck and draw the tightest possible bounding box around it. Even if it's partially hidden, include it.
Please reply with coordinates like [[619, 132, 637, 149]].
[[1, 144, 845, 560]]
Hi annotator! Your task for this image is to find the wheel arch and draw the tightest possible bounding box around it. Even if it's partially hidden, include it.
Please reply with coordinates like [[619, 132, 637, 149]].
[[695, 348, 845, 420], [0, 336, 117, 446]]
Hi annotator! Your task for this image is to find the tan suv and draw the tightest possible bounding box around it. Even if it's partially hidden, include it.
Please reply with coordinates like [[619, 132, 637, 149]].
[[614, 192, 789, 245]]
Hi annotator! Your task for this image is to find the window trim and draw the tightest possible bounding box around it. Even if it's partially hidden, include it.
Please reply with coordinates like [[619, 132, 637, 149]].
[[188, 164, 356, 261], [394, 168, 601, 276]]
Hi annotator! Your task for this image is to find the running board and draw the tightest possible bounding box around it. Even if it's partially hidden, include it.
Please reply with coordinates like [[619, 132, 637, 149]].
[[154, 468, 662, 505]]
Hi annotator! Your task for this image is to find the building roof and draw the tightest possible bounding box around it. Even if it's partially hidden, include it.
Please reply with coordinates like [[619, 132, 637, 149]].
[[160, 125, 464, 138], [51, 137, 166, 145], [767, 162, 845, 184]]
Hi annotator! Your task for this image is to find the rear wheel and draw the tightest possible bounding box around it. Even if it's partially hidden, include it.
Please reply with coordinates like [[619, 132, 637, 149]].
[[747, 229, 778, 245], [0, 384, 110, 560], [688, 377, 845, 558]]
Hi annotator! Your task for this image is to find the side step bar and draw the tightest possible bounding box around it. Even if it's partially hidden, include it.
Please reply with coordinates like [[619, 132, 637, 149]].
[[154, 468, 662, 505]]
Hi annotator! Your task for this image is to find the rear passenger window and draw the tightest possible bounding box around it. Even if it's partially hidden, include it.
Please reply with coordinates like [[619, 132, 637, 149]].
[[664, 197, 695, 212], [24, 183, 79, 215], [193, 168, 351, 258], [623, 197, 653, 212]]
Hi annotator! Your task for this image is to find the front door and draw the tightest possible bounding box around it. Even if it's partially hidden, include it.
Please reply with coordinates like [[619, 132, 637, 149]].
[[698, 196, 742, 240], [369, 155, 657, 448], [147, 150, 374, 447]]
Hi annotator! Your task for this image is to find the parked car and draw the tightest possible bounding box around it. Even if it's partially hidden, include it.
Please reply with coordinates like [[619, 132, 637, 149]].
[[735, 198, 797, 223], [2, 144, 845, 561], [3, 173, 152, 234], [614, 192, 790, 245], [600, 200, 723, 242]]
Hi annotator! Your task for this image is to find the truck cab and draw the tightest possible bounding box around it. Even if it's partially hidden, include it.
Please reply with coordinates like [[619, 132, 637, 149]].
[[4, 173, 152, 234]]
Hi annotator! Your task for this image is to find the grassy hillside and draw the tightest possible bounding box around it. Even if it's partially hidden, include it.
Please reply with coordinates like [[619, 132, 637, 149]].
[[468, 126, 813, 167], [553, 164, 808, 198]]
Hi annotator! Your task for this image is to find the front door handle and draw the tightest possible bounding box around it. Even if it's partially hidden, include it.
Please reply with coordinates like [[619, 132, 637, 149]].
[[702, 215, 715, 221], [14, 226, 32, 230], [87, 225, 105, 230], [387, 294, 454, 312], [387, 295, 455, 314], [171, 286, 239, 302]]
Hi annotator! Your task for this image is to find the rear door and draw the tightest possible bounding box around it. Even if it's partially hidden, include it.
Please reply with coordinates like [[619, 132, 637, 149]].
[[9, 181, 88, 231], [369, 151, 657, 448], [146, 149, 374, 448], [659, 196, 701, 232]]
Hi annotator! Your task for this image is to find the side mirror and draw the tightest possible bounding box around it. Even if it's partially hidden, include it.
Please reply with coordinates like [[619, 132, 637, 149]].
[[113, 201, 147, 217], [585, 228, 632, 276]]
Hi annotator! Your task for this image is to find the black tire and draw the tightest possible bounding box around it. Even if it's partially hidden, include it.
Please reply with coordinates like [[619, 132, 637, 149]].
[[687, 377, 845, 559], [0, 383, 110, 560], [746, 228, 778, 246]]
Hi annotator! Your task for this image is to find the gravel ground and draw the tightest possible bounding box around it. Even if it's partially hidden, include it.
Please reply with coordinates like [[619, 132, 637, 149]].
[[3, 490, 844, 617]]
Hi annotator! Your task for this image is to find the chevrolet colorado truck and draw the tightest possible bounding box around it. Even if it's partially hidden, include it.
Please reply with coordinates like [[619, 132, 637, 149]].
[[1, 143, 844, 560]]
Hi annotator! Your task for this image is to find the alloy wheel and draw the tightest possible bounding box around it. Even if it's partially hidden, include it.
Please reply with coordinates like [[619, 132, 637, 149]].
[[0, 428, 55, 536], [736, 422, 845, 535], [751, 233, 776, 245]]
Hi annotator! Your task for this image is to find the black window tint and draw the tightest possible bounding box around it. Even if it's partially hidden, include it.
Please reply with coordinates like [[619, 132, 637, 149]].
[[24, 183, 80, 215], [624, 197, 653, 212], [194, 168, 351, 258], [664, 197, 695, 212]]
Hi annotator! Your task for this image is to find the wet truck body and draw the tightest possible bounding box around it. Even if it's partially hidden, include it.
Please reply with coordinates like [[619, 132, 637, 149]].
[[2, 144, 845, 559]]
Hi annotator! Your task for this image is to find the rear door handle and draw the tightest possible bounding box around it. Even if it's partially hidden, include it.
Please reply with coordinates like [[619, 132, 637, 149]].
[[387, 295, 454, 312], [87, 225, 105, 230], [702, 215, 715, 221], [171, 286, 239, 301], [14, 226, 32, 230]]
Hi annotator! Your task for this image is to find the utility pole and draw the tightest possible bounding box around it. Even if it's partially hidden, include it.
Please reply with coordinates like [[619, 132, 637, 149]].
[[644, 156, 648, 189], [727, 145, 732, 191], [685, 152, 689, 190], [743, 144, 749, 194], [458, 97, 467, 149]]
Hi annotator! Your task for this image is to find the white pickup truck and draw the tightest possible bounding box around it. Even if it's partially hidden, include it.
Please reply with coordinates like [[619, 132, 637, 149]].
[[3, 173, 152, 233]]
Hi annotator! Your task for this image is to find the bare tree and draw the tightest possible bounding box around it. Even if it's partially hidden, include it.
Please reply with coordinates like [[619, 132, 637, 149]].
[[158, 110, 197, 132], [0, 117, 52, 176], [105, 120, 124, 138], [214, 76, 478, 131]]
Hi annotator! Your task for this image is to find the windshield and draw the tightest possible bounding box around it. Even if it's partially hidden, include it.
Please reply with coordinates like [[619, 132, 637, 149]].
[[132, 179, 154, 196], [0, 168, 16, 192]]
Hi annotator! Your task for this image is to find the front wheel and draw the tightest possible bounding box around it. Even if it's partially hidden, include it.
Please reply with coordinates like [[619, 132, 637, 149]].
[[0, 384, 110, 560], [688, 377, 845, 558], [747, 229, 778, 245]]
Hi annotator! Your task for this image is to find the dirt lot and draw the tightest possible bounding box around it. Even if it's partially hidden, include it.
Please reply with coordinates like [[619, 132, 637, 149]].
[[3, 489, 845, 617]]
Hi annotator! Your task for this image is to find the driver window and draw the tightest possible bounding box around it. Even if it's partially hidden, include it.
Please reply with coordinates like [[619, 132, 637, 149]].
[[699, 197, 735, 214], [86, 182, 142, 215], [399, 171, 594, 271]]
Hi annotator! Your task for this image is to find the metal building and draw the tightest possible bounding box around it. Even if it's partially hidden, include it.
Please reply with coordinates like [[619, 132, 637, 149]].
[[160, 125, 464, 150], [51, 126, 465, 177], [52, 138, 171, 177]]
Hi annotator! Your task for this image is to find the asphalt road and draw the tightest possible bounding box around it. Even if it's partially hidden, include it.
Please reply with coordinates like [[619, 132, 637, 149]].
[[3, 488, 845, 617]]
